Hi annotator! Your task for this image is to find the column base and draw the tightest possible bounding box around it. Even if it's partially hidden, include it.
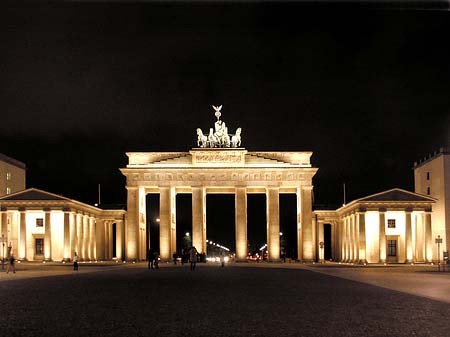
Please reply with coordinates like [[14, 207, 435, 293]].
[[44, 258, 53, 262]]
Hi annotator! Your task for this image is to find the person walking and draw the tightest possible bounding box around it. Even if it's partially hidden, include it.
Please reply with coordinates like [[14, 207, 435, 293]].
[[172, 252, 177, 265], [189, 246, 198, 271], [73, 252, 78, 271], [148, 247, 155, 269], [153, 251, 160, 269], [6, 253, 15, 274]]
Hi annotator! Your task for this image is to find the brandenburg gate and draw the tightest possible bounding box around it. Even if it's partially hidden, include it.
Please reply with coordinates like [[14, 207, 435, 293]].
[[120, 106, 318, 261]]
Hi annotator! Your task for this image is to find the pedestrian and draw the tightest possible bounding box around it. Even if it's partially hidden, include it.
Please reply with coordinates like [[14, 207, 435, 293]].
[[189, 246, 198, 271], [154, 251, 159, 269], [148, 247, 155, 269], [73, 252, 78, 271], [172, 252, 177, 265], [220, 251, 225, 268], [6, 252, 15, 274]]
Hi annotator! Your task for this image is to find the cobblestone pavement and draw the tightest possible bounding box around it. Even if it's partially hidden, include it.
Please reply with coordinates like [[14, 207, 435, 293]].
[[1, 263, 449, 337]]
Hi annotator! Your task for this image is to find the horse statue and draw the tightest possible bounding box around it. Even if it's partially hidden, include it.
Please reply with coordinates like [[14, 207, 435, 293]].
[[231, 128, 242, 147], [196, 128, 208, 148], [208, 128, 218, 147]]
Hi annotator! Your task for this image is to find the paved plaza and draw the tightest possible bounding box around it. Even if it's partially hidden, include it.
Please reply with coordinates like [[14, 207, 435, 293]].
[[1, 262, 449, 337]]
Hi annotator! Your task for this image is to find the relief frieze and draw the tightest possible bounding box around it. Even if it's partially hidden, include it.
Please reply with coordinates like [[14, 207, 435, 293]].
[[130, 171, 312, 183]]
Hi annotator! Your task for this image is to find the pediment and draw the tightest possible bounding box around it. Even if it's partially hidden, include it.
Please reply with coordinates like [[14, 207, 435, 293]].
[[0, 188, 69, 201], [357, 188, 435, 203]]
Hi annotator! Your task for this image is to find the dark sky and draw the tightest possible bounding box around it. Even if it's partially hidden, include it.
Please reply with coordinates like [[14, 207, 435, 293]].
[[1, 2, 449, 220]]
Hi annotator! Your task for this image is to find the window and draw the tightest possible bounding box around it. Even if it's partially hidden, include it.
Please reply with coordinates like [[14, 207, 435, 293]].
[[427, 187, 431, 195], [6, 172, 11, 181], [35, 238, 44, 255], [426, 172, 430, 180], [387, 240, 397, 257], [387, 219, 396, 228], [36, 218, 44, 227], [6, 187, 11, 195]]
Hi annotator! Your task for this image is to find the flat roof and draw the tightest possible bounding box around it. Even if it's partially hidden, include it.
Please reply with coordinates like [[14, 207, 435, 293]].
[[0, 153, 26, 169]]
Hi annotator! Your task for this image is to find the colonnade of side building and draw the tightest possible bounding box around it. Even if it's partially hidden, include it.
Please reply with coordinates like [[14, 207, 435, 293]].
[[0, 189, 126, 262]]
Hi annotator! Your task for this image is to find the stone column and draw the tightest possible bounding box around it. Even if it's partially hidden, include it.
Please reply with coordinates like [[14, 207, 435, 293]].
[[235, 187, 247, 261], [76, 214, 83, 260], [296, 188, 303, 261], [301, 186, 314, 261], [83, 216, 89, 260], [62, 211, 70, 261], [425, 211, 432, 262], [405, 210, 413, 262], [116, 220, 123, 261], [19, 210, 27, 260], [192, 187, 206, 254], [95, 219, 104, 260], [126, 187, 139, 261], [89, 217, 95, 260], [379, 210, 386, 263], [44, 210, 52, 261], [160, 187, 176, 260], [1, 210, 6, 260], [266, 187, 280, 261], [358, 212, 366, 263], [351, 214, 358, 262], [70, 212, 77, 260], [341, 218, 346, 261]]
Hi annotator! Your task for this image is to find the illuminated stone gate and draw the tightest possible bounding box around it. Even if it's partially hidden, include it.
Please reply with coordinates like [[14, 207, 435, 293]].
[[121, 107, 317, 261]]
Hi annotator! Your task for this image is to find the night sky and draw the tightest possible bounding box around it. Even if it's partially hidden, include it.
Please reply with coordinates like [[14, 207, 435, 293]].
[[1, 1, 450, 252]]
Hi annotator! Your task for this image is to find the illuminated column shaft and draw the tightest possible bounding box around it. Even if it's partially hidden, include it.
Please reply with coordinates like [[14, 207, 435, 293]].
[[89, 217, 95, 260], [1, 211, 6, 259], [342, 219, 346, 261], [76, 214, 83, 259], [379, 211, 386, 263], [296, 188, 303, 261], [266, 187, 280, 261], [44, 210, 52, 260], [192, 187, 206, 254], [345, 217, 349, 261], [19, 210, 26, 260], [160, 187, 176, 260], [358, 212, 366, 263], [405, 210, 413, 262], [95, 219, 105, 260], [126, 187, 139, 260], [424, 212, 432, 262], [301, 186, 314, 261], [106, 221, 110, 260], [351, 214, 357, 262], [83, 216, 89, 260], [235, 187, 247, 260], [70, 212, 77, 260]]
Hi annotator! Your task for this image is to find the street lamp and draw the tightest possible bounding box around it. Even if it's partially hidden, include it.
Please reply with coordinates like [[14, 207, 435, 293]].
[[435, 235, 443, 271]]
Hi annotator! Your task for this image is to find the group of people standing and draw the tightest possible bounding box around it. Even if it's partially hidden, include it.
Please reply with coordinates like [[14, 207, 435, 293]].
[[148, 246, 199, 271]]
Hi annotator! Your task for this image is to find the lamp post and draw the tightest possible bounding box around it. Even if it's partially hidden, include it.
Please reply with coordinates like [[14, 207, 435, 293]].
[[319, 241, 325, 263], [1, 234, 5, 270], [435, 235, 443, 271]]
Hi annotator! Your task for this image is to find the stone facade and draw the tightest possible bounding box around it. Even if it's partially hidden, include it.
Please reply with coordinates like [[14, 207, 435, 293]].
[[121, 148, 318, 262], [314, 188, 436, 264], [0, 188, 125, 262], [414, 147, 450, 258], [0, 153, 26, 197]]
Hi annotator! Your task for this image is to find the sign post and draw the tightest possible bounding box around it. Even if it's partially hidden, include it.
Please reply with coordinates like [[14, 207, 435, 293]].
[[319, 241, 324, 263], [0, 234, 6, 270]]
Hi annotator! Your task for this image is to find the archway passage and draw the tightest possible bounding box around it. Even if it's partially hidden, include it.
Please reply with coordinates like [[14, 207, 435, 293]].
[[280, 194, 297, 261], [176, 194, 192, 256], [247, 194, 266, 260], [324, 223, 332, 261], [112, 223, 117, 258], [146, 194, 160, 255], [206, 194, 235, 256]]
